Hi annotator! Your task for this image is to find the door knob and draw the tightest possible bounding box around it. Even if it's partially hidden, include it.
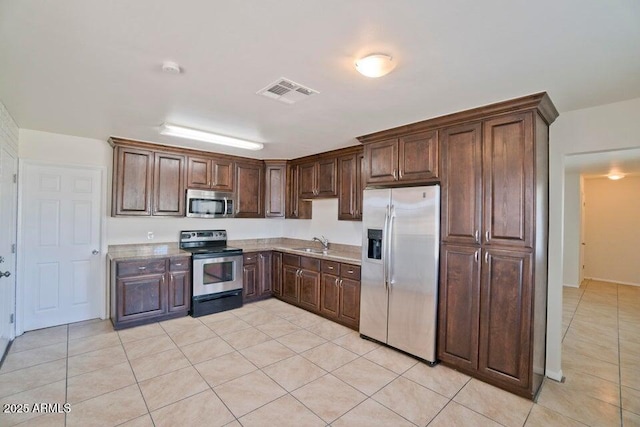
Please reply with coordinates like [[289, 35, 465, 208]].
[[0, 271, 10, 278], [92, 250, 99, 255]]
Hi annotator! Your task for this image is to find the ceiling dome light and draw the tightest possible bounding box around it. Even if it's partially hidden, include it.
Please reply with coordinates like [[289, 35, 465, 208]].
[[355, 54, 396, 78], [607, 172, 625, 180]]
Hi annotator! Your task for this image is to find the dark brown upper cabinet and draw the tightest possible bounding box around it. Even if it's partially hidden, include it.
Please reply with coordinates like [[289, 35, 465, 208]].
[[264, 161, 286, 218], [112, 145, 185, 217], [362, 130, 438, 186], [113, 146, 154, 216], [298, 157, 338, 199], [440, 122, 483, 245], [285, 163, 312, 219], [153, 152, 186, 216], [235, 160, 264, 218], [482, 112, 534, 249], [186, 155, 234, 192], [338, 151, 364, 221]]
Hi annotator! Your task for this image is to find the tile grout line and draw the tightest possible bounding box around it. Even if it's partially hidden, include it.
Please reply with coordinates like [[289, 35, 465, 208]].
[[117, 323, 157, 427]]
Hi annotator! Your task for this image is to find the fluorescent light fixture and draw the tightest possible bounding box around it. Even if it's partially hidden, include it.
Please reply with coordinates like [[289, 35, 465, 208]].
[[355, 54, 396, 78], [160, 123, 264, 151], [607, 172, 625, 180]]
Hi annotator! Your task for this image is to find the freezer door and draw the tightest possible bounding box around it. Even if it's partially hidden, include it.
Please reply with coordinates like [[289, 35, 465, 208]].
[[359, 188, 391, 343], [387, 185, 440, 362]]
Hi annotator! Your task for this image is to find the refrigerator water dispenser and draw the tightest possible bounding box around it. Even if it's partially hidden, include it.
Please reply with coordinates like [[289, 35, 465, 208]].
[[367, 229, 382, 260]]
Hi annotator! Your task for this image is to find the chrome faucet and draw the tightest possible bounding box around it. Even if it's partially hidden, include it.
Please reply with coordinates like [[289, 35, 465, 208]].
[[312, 236, 329, 251]]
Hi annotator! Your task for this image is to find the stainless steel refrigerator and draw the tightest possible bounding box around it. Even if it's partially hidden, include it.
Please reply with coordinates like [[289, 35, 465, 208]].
[[360, 185, 440, 363]]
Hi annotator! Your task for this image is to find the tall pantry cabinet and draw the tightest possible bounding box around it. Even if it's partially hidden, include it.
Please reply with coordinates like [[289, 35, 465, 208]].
[[437, 94, 558, 399]]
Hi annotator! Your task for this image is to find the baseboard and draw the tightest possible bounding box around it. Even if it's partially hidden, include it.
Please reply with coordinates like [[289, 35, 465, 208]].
[[563, 283, 580, 288], [545, 369, 563, 382], [587, 277, 640, 287]]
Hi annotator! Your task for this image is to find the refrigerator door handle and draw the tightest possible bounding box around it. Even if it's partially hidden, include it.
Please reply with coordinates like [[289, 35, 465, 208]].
[[382, 204, 390, 289], [387, 204, 396, 287]]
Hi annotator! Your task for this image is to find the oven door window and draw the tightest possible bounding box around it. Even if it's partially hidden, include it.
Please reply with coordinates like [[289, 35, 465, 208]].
[[202, 261, 235, 285], [190, 198, 225, 215]]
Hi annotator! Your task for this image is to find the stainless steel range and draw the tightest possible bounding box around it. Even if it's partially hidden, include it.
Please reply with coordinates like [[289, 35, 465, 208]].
[[179, 230, 243, 317]]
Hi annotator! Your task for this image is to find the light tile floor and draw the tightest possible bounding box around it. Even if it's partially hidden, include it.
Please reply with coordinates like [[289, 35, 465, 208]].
[[0, 280, 637, 426]]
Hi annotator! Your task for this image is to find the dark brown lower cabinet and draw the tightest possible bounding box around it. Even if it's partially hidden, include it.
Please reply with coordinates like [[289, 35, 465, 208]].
[[272, 252, 283, 296], [111, 256, 190, 329], [168, 259, 191, 312], [280, 254, 321, 311], [438, 244, 537, 398], [242, 252, 273, 303], [438, 245, 481, 370], [479, 248, 532, 390], [313, 260, 361, 329]]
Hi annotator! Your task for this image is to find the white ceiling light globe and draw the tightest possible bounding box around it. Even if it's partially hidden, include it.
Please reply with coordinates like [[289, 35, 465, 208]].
[[355, 54, 396, 78]]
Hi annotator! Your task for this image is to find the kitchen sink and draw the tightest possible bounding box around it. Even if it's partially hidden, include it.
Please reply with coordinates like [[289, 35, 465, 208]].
[[292, 247, 328, 254]]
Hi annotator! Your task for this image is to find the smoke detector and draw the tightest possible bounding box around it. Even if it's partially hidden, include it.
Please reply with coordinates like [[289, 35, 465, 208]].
[[257, 78, 319, 104], [162, 61, 181, 74]]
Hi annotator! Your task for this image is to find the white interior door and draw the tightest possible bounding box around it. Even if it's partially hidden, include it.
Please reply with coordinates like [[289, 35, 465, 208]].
[[21, 162, 102, 331], [0, 147, 17, 354]]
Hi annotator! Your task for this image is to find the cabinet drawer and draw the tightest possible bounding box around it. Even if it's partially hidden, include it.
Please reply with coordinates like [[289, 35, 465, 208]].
[[341, 264, 361, 280], [283, 253, 300, 267], [301, 256, 320, 272], [170, 257, 190, 271], [243, 253, 259, 264], [321, 260, 340, 275], [117, 259, 166, 277]]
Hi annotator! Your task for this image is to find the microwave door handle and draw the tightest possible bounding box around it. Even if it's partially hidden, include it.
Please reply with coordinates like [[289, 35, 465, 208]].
[[224, 198, 229, 216]]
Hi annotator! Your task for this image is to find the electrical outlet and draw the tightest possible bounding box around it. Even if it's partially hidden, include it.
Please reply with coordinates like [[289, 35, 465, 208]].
[[147, 231, 154, 240]]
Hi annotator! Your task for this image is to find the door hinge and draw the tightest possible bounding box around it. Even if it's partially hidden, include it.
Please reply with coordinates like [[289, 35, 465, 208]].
[[9, 314, 14, 324], [12, 174, 17, 184], [11, 244, 16, 254]]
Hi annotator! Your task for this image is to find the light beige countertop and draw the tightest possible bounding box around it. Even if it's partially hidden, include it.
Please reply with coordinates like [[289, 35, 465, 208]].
[[230, 238, 361, 265], [108, 238, 362, 265], [107, 242, 191, 261]]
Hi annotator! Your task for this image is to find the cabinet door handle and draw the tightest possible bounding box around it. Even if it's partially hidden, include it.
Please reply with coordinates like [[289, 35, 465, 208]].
[[485, 231, 490, 242], [334, 278, 339, 287], [138, 266, 146, 270], [347, 269, 354, 274], [475, 230, 479, 242], [392, 169, 398, 180], [328, 266, 334, 270], [484, 252, 489, 263], [246, 257, 252, 261], [474, 251, 479, 263], [259, 254, 264, 260], [174, 263, 182, 266], [339, 279, 344, 288]]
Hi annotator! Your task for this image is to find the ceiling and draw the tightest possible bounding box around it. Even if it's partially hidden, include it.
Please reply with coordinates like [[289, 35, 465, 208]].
[[1, 1, 639, 160]]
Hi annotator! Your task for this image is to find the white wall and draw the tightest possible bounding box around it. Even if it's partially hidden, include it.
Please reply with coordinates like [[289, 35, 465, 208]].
[[19, 129, 112, 167], [583, 176, 640, 286], [283, 199, 362, 246], [108, 217, 284, 245], [548, 96, 640, 379], [562, 171, 581, 287]]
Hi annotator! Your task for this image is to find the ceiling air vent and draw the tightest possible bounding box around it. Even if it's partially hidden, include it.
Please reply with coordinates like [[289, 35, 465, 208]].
[[257, 78, 319, 104]]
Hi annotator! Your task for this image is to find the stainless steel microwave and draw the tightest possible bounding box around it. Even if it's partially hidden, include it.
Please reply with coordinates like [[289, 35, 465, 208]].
[[185, 189, 235, 218]]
